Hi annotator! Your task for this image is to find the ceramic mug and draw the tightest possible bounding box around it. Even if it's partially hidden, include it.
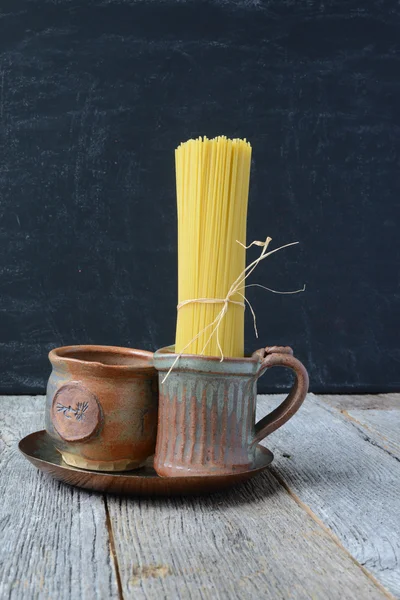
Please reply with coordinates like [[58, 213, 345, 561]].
[[153, 345, 308, 477], [46, 345, 158, 472]]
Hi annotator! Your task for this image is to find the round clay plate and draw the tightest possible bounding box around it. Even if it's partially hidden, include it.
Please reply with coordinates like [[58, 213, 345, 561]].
[[19, 431, 274, 496]]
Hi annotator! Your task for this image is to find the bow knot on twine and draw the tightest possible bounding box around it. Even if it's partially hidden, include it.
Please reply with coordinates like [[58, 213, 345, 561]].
[[162, 237, 305, 383]]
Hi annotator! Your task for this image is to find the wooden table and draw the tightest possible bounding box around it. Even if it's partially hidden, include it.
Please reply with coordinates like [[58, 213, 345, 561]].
[[1, 394, 399, 599]]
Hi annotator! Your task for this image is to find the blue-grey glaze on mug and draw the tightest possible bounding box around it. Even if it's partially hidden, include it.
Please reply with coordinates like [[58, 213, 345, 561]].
[[153, 345, 308, 477]]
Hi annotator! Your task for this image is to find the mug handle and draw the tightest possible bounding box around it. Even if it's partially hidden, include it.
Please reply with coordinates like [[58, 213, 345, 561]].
[[252, 346, 309, 444]]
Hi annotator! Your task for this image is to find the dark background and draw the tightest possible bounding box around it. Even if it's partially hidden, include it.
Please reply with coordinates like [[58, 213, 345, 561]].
[[1, 0, 399, 394]]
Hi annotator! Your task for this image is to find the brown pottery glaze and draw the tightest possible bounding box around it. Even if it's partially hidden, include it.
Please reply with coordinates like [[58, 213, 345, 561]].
[[19, 430, 274, 496], [46, 345, 158, 472], [153, 345, 309, 477]]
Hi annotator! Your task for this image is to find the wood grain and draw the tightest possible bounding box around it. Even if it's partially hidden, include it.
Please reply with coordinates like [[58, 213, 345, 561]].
[[322, 394, 400, 460], [0, 396, 119, 600], [340, 408, 400, 460], [3, 394, 397, 599], [257, 393, 400, 598], [107, 468, 388, 598], [322, 394, 400, 411]]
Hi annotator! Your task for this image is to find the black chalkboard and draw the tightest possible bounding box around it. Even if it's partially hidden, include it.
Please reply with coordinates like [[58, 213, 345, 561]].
[[1, 0, 399, 394]]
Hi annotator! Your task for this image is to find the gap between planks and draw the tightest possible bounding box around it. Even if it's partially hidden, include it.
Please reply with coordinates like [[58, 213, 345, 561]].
[[3, 394, 397, 599], [103, 454, 394, 600], [320, 394, 400, 461], [104, 495, 124, 600], [269, 469, 396, 600], [257, 393, 400, 598], [338, 411, 400, 463]]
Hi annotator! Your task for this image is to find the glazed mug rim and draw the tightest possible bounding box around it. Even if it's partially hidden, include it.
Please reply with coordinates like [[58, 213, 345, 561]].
[[49, 344, 155, 374], [153, 345, 263, 376]]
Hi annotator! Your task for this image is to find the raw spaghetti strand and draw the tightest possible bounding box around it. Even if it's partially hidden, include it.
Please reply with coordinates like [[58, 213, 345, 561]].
[[175, 136, 252, 357]]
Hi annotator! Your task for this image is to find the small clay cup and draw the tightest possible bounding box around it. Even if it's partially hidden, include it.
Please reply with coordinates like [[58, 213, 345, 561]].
[[46, 345, 158, 472], [153, 345, 308, 477]]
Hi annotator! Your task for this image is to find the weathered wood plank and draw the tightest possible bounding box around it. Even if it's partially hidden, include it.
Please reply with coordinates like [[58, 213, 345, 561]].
[[321, 395, 400, 460], [257, 393, 400, 598], [107, 463, 388, 598], [342, 408, 400, 461], [0, 396, 119, 600], [2, 394, 396, 599], [322, 393, 400, 411]]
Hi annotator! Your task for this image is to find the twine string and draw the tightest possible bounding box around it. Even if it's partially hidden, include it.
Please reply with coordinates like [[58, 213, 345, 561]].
[[161, 237, 305, 383]]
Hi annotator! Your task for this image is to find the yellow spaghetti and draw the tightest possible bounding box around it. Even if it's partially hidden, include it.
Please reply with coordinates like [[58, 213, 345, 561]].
[[175, 136, 252, 357]]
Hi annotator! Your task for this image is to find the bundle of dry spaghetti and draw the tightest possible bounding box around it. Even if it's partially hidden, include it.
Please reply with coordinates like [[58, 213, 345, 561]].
[[175, 136, 252, 358]]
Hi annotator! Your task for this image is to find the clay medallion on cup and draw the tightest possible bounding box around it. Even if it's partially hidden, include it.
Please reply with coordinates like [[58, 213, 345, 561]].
[[51, 382, 103, 443]]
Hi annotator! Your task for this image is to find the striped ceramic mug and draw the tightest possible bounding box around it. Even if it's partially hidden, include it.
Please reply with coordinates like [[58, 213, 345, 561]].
[[153, 345, 309, 477]]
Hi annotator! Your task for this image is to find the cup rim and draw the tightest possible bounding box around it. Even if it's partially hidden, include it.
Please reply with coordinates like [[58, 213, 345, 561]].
[[49, 345, 155, 373], [153, 345, 263, 376], [154, 344, 263, 362]]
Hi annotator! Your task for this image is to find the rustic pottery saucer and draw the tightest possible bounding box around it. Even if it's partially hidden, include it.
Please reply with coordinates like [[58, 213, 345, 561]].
[[19, 431, 274, 496]]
